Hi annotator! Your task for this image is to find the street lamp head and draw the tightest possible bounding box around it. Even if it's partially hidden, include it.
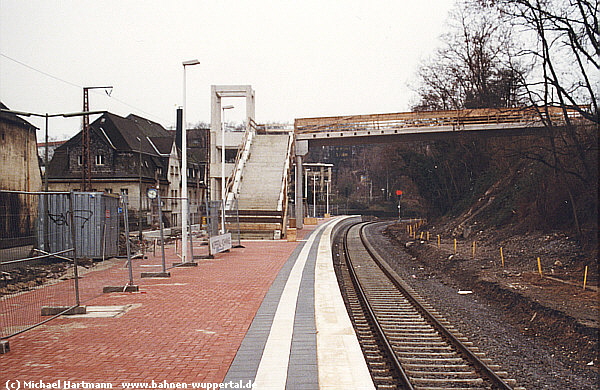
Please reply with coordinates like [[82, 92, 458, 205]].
[[182, 59, 200, 66], [0, 109, 34, 117], [61, 110, 106, 118]]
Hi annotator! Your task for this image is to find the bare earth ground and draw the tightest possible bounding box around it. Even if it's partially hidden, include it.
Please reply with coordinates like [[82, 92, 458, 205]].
[[378, 221, 598, 389]]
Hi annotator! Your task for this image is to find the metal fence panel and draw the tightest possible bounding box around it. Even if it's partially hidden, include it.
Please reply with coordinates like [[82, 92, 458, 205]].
[[1, 190, 77, 339], [1, 191, 125, 341], [207, 200, 221, 237]]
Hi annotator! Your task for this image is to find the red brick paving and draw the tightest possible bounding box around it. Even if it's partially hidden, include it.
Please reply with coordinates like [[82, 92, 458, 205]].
[[1, 224, 318, 385]]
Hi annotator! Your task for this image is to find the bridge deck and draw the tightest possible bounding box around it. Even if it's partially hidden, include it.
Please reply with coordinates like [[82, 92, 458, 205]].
[[295, 106, 587, 144]]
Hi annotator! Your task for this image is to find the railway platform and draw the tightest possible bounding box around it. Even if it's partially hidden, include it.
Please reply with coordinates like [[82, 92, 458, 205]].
[[0, 216, 373, 389]]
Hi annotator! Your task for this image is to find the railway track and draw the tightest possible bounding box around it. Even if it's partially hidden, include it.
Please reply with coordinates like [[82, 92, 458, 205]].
[[336, 221, 524, 390]]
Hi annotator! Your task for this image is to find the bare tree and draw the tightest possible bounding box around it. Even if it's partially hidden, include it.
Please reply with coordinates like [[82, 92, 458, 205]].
[[478, 0, 599, 237], [485, 0, 599, 123], [413, 1, 522, 110]]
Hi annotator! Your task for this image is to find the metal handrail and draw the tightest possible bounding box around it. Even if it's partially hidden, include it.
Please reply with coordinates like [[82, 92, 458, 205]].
[[224, 119, 256, 209], [295, 106, 589, 134], [276, 131, 294, 212]]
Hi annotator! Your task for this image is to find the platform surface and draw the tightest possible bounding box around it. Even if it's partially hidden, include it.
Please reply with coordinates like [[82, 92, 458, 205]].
[[1, 217, 373, 389]]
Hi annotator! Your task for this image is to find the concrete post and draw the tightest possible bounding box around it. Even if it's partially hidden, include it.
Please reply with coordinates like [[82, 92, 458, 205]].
[[294, 139, 308, 230], [210, 86, 221, 202], [295, 154, 303, 230], [246, 88, 255, 128]]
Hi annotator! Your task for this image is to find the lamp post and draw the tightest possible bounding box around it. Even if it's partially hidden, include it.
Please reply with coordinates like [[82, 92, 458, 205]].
[[326, 180, 330, 216], [313, 174, 317, 218], [181, 59, 200, 263], [82, 86, 112, 191], [221, 105, 234, 234], [137, 136, 143, 241]]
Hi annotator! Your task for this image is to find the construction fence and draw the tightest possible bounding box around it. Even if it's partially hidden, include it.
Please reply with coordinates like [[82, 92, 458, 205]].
[[0, 191, 134, 341], [1, 191, 242, 343]]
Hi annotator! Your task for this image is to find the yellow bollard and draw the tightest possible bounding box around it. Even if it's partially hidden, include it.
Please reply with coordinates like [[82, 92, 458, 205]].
[[419, 231, 424, 240], [426, 231, 430, 241], [537, 257, 543, 276], [453, 238, 457, 254], [472, 241, 476, 259], [500, 247, 505, 267], [583, 265, 588, 290], [437, 235, 441, 248]]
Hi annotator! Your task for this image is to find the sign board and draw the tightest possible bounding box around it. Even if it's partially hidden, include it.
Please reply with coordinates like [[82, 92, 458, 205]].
[[295, 140, 309, 156], [209, 233, 232, 255]]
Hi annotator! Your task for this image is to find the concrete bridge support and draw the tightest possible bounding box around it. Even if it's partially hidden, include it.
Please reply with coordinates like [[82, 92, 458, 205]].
[[294, 140, 308, 230]]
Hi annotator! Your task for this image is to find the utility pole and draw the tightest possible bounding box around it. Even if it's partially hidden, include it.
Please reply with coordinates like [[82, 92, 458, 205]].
[[82, 86, 112, 191]]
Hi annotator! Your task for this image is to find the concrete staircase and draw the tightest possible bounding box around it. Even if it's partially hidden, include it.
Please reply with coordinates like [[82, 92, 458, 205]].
[[233, 133, 291, 239]]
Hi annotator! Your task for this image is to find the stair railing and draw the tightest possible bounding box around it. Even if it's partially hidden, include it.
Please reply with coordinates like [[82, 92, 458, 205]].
[[224, 119, 257, 210], [277, 131, 294, 212], [277, 131, 295, 238]]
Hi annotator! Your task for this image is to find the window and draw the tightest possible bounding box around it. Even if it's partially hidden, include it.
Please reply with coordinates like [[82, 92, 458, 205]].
[[225, 149, 237, 163], [120, 188, 129, 195], [95, 154, 105, 165], [77, 155, 83, 165], [105, 188, 113, 194]]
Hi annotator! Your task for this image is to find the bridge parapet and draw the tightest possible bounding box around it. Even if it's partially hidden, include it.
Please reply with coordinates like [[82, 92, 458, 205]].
[[295, 106, 587, 139]]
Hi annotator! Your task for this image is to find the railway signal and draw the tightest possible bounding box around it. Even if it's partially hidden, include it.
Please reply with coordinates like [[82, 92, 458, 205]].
[[396, 190, 403, 220]]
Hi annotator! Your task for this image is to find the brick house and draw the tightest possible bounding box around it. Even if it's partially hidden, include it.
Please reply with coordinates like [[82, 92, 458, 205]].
[[46, 112, 208, 228]]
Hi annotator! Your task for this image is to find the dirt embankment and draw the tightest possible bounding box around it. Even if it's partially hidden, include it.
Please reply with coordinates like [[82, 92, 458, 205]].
[[384, 221, 598, 368]]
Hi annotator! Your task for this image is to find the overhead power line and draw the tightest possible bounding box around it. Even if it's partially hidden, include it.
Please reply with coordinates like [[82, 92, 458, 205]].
[[0, 53, 171, 124]]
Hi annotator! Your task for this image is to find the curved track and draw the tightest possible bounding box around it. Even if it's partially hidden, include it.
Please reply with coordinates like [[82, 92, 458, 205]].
[[337, 221, 523, 390]]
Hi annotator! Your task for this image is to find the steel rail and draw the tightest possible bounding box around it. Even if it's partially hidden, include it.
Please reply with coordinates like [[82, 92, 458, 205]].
[[342, 222, 414, 389], [359, 221, 514, 390]]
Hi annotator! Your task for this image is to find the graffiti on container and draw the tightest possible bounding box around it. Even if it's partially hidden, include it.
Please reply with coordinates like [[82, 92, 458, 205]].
[[47, 210, 94, 229]]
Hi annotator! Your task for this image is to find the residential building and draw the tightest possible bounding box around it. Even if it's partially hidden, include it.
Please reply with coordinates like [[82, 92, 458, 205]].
[[37, 140, 67, 177], [46, 112, 208, 228]]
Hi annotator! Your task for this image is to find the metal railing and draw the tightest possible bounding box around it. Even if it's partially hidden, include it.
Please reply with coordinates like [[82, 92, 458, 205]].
[[294, 106, 588, 134], [225, 119, 257, 210]]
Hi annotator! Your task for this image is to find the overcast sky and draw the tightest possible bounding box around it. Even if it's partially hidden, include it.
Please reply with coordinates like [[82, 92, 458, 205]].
[[1, 0, 457, 140]]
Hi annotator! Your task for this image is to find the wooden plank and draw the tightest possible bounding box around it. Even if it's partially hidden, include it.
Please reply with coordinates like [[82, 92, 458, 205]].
[[232, 222, 282, 231]]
